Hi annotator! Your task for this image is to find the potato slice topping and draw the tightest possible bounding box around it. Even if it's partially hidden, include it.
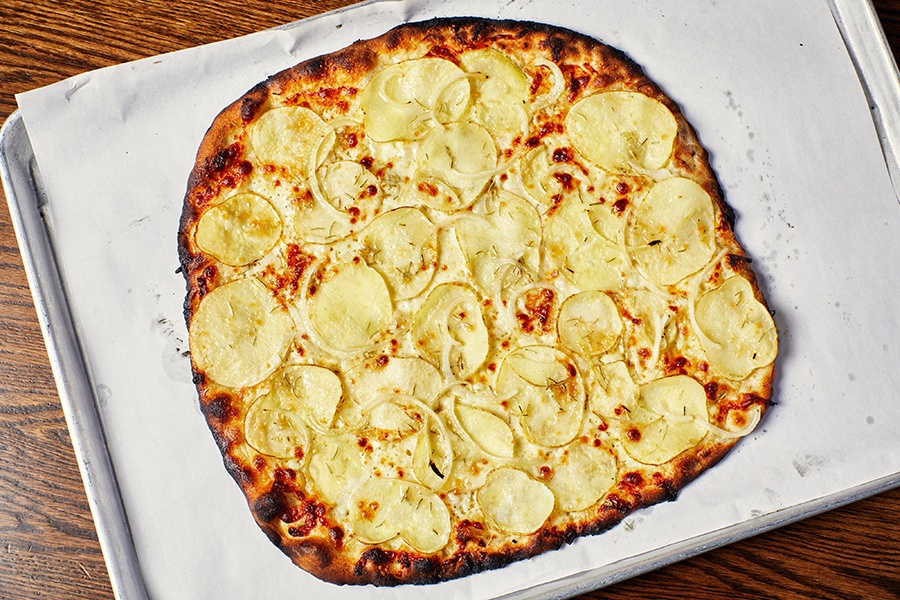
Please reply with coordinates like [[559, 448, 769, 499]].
[[627, 177, 716, 285], [557, 291, 623, 357], [361, 58, 471, 142], [546, 442, 617, 511], [694, 276, 778, 379], [360, 207, 438, 300], [349, 478, 451, 554], [460, 48, 529, 144], [307, 432, 366, 505], [566, 91, 677, 173], [248, 106, 328, 175], [306, 262, 393, 352], [544, 194, 625, 291], [412, 283, 489, 379], [189, 277, 294, 388], [621, 375, 709, 465], [497, 346, 585, 447], [195, 192, 282, 266], [478, 468, 554, 534]]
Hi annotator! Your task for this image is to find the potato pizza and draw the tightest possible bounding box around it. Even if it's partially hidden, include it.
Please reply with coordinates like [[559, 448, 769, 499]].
[[178, 17, 777, 586]]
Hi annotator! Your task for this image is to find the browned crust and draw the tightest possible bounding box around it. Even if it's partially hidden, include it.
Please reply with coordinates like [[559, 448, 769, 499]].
[[178, 17, 776, 587]]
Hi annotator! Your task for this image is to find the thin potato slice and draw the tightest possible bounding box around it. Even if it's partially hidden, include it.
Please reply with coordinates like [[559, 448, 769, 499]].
[[478, 468, 554, 534], [589, 361, 639, 419], [270, 365, 343, 431], [306, 262, 393, 351], [454, 191, 541, 297], [566, 91, 677, 173], [544, 194, 624, 291], [319, 160, 380, 213], [694, 276, 778, 379], [189, 277, 294, 388], [547, 442, 617, 512], [622, 375, 709, 465], [307, 432, 366, 505], [460, 48, 529, 143], [361, 58, 470, 142], [454, 403, 515, 458], [249, 106, 328, 174], [361, 207, 438, 300], [497, 346, 584, 447], [195, 192, 282, 266], [412, 421, 454, 491], [244, 391, 309, 460], [419, 121, 497, 202], [557, 291, 623, 357], [349, 478, 451, 553], [412, 283, 489, 379], [628, 177, 716, 285]]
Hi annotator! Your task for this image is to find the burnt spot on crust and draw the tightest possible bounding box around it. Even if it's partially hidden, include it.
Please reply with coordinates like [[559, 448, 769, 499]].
[[239, 83, 268, 123], [201, 394, 235, 422], [539, 36, 566, 62], [253, 491, 288, 523]]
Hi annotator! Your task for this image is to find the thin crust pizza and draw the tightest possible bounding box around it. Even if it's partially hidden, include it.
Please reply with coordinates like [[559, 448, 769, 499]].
[[178, 17, 778, 586]]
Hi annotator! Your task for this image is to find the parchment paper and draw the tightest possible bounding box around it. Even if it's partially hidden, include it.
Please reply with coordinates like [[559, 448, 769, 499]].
[[14, 0, 900, 598]]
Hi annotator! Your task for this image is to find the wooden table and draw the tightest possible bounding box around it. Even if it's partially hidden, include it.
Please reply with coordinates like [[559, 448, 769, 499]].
[[0, 1, 898, 598]]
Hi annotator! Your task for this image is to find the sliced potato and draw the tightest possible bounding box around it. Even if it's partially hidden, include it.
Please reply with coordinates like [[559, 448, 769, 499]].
[[497, 346, 584, 447], [361, 58, 470, 142], [547, 442, 617, 511], [519, 145, 580, 206], [622, 375, 709, 465], [291, 191, 353, 243], [347, 356, 444, 410], [454, 403, 515, 458], [694, 276, 778, 379], [307, 262, 392, 351], [190, 277, 294, 388], [544, 194, 624, 291], [455, 191, 541, 297], [627, 177, 716, 285], [589, 361, 639, 419], [419, 121, 497, 202], [478, 468, 554, 534], [349, 478, 451, 553], [195, 192, 282, 266], [557, 291, 623, 356], [244, 390, 309, 459], [412, 283, 489, 379], [270, 365, 343, 431], [307, 432, 366, 505], [361, 207, 438, 300], [566, 91, 677, 173], [318, 160, 380, 213], [248, 106, 328, 174], [460, 48, 529, 143]]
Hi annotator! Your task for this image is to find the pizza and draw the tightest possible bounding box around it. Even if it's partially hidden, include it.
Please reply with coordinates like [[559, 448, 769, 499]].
[[177, 17, 778, 586]]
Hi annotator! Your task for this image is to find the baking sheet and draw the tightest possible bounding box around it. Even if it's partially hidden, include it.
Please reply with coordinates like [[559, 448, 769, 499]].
[[5, 0, 900, 598]]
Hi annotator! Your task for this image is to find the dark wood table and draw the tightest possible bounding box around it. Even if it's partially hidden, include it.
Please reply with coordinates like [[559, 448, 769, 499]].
[[1, 1, 898, 598]]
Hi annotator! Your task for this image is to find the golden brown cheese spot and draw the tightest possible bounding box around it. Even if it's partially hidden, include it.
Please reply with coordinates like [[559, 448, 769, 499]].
[[516, 287, 556, 334]]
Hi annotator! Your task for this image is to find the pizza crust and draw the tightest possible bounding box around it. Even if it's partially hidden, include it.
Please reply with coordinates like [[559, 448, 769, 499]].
[[179, 17, 777, 586]]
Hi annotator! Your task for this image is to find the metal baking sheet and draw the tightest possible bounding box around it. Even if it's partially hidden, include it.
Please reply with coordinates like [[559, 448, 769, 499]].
[[2, 0, 899, 598]]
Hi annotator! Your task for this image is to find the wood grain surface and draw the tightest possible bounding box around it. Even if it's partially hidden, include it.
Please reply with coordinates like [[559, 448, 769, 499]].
[[0, 1, 898, 598]]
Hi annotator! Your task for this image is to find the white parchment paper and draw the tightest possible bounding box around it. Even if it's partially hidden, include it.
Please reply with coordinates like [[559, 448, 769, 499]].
[[14, 0, 900, 598]]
